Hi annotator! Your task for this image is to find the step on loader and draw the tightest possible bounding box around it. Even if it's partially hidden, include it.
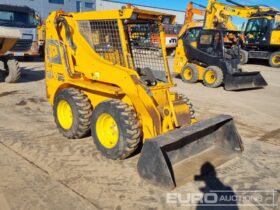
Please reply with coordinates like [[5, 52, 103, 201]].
[[0, 27, 21, 83], [45, 9, 244, 188]]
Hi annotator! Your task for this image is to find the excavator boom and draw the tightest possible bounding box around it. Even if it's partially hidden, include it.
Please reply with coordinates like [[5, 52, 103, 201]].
[[204, 0, 279, 30], [178, 2, 205, 38]]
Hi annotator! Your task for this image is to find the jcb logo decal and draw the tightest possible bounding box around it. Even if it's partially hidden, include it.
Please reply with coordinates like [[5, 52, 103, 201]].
[[46, 40, 62, 64]]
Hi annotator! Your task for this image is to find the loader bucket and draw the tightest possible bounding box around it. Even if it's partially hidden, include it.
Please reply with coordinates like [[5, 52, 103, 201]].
[[224, 71, 267, 91], [137, 115, 243, 189]]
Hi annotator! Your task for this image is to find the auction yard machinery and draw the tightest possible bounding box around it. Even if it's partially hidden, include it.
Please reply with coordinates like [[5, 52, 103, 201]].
[[174, 1, 268, 90], [175, 28, 267, 90], [204, 0, 280, 67], [45, 8, 243, 188], [0, 27, 21, 83]]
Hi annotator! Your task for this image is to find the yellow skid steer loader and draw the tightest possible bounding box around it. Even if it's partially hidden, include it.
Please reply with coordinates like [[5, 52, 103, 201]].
[[45, 8, 244, 188]]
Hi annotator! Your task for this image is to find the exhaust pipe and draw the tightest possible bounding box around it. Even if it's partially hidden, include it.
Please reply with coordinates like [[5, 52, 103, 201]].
[[137, 115, 244, 189]]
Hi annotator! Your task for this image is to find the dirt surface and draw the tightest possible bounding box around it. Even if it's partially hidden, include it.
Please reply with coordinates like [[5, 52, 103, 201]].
[[0, 59, 279, 210]]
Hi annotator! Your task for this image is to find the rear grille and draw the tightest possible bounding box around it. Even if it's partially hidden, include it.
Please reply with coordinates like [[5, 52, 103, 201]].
[[11, 39, 32, 52]]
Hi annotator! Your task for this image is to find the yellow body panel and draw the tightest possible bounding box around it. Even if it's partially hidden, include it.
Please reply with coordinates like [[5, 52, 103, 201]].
[[45, 9, 192, 141], [174, 0, 280, 78], [271, 31, 280, 45], [174, 39, 187, 74]]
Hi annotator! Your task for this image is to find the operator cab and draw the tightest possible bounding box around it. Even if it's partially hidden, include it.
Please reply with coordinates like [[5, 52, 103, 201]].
[[193, 30, 239, 60], [0, 4, 37, 28], [245, 18, 272, 45], [244, 11, 280, 47]]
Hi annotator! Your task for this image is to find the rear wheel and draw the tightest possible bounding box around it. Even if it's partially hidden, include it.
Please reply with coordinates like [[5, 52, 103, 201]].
[[53, 88, 92, 139], [240, 49, 248, 65], [269, 51, 280, 68], [4, 59, 21, 83], [181, 64, 199, 83], [203, 66, 223, 88], [91, 99, 141, 160]]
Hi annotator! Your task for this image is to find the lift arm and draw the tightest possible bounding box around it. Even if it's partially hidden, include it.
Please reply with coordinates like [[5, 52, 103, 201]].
[[204, 0, 279, 30]]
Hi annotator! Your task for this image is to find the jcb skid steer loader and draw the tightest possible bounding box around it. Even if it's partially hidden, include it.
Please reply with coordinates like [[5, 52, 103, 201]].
[[174, 29, 267, 90], [45, 9, 243, 188]]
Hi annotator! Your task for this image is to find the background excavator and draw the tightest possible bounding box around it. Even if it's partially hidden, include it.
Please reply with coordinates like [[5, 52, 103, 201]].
[[204, 0, 280, 67], [44, 8, 243, 188], [174, 1, 268, 90], [178, 1, 205, 38], [178, 1, 241, 42]]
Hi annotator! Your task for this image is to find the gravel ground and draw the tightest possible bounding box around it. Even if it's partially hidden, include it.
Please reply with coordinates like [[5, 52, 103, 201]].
[[0, 58, 279, 210]]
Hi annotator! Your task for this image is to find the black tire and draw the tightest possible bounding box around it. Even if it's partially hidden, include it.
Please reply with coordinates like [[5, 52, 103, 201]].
[[179, 94, 195, 119], [53, 88, 92, 139], [181, 64, 199, 83], [91, 99, 141, 160], [4, 59, 21, 83], [240, 49, 248, 65], [203, 66, 223, 88], [269, 51, 280, 68]]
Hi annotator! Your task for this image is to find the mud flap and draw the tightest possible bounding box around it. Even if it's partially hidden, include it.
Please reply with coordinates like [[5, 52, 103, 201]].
[[224, 72, 267, 91], [137, 115, 244, 189]]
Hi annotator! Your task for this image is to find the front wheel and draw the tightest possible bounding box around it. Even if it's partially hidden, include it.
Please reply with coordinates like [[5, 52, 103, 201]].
[[91, 99, 141, 160], [203, 66, 223, 88], [269, 51, 280, 68], [53, 88, 92, 139]]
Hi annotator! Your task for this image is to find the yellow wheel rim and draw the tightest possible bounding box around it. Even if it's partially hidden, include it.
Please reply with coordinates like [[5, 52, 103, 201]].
[[272, 55, 280, 65], [183, 68, 192, 80], [57, 100, 73, 130], [205, 70, 216, 84], [96, 113, 119, 149]]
